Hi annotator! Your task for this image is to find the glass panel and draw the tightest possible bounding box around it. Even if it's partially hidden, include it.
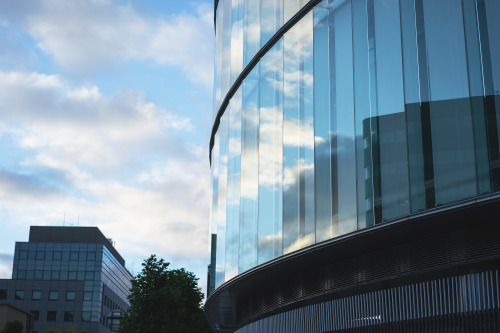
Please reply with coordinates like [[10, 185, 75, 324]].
[[214, 3, 224, 118], [401, 0, 427, 213], [225, 88, 242, 281], [478, 0, 500, 191], [313, 5, 332, 242], [261, 0, 283, 47], [423, 0, 477, 204], [462, 0, 490, 195], [215, 111, 229, 287], [231, 0, 244, 85], [258, 41, 283, 263], [239, 69, 259, 273], [244, 0, 260, 67], [352, 0, 373, 229], [330, 0, 357, 236], [371, 0, 410, 221], [221, 0, 233, 100], [283, 12, 315, 255]]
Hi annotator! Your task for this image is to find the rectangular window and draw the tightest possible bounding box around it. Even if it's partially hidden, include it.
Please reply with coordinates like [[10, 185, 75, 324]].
[[31, 310, 39, 320], [47, 311, 56, 321], [52, 251, 62, 260], [49, 291, 58, 300], [68, 271, 77, 280], [66, 291, 76, 301], [36, 251, 45, 260], [82, 311, 91, 322], [64, 311, 74, 322], [70, 251, 79, 261], [87, 252, 96, 261], [17, 270, 26, 279], [32, 290, 41, 300], [84, 291, 93, 301], [34, 270, 43, 280], [0, 289, 7, 299], [15, 290, 24, 300], [19, 250, 28, 260], [85, 271, 94, 280], [77, 271, 85, 281], [43, 270, 51, 280], [51, 271, 60, 280]]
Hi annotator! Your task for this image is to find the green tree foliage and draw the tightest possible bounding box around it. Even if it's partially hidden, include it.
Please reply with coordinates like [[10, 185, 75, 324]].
[[1, 320, 23, 333], [120, 255, 212, 333]]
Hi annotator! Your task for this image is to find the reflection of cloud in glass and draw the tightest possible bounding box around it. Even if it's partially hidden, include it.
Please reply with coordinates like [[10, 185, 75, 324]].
[[257, 232, 282, 252], [258, 106, 283, 187], [283, 233, 315, 254], [282, 115, 315, 149], [240, 102, 259, 200]]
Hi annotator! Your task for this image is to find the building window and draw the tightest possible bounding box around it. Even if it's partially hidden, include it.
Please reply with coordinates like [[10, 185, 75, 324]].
[[87, 252, 96, 261], [49, 291, 58, 300], [47, 311, 56, 321], [0, 289, 6, 299], [85, 271, 94, 280], [70, 251, 79, 261], [31, 310, 39, 320], [15, 290, 24, 300], [51, 270, 60, 280], [64, 311, 74, 322], [81, 312, 91, 322], [68, 271, 77, 280], [52, 251, 62, 260], [34, 270, 43, 280], [19, 250, 28, 260], [43, 270, 51, 280], [36, 251, 45, 260], [66, 291, 76, 301], [77, 271, 85, 281], [84, 291, 93, 301], [17, 270, 26, 279], [32, 290, 41, 300]]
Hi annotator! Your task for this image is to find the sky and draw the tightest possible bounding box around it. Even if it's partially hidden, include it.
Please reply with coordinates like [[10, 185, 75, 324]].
[[0, 0, 214, 294]]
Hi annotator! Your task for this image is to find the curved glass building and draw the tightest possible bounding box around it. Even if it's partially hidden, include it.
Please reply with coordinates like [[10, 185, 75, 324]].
[[206, 0, 500, 331]]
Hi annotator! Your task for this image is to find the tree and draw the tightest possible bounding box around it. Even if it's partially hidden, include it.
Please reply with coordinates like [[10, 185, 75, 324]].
[[120, 255, 212, 333], [1, 320, 23, 333]]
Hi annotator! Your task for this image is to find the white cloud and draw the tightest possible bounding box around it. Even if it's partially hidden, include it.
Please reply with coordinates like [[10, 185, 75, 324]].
[[0, 0, 214, 87], [0, 70, 211, 269]]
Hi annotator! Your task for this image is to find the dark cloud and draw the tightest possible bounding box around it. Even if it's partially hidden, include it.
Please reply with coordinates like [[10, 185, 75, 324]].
[[0, 168, 69, 198], [0, 252, 13, 263]]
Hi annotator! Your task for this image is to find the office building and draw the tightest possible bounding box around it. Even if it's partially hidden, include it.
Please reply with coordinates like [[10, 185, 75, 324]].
[[0, 226, 132, 333], [206, 0, 500, 331]]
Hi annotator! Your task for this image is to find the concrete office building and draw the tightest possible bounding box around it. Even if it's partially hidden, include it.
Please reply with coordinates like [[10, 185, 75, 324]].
[[206, 0, 500, 331], [0, 226, 132, 333]]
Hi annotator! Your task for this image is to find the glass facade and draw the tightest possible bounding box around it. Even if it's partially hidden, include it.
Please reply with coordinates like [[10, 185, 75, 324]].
[[11, 241, 131, 326], [210, 0, 500, 291]]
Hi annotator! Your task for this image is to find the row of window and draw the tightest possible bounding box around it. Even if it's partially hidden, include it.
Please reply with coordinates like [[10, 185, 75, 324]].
[[18, 250, 97, 261], [103, 295, 122, 312], [0, 289, 91, 301], [31, 310, 91, 322], [16, 270, 97, 281]]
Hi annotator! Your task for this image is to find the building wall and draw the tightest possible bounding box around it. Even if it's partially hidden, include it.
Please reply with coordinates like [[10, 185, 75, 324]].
[[1, 227, 132, 333], [209, 0, 500, 291], [208, 0, 500, 331]]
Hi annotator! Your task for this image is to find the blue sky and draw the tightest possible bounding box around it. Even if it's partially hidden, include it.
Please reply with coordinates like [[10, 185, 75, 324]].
[[0, 0, 214, 293]]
